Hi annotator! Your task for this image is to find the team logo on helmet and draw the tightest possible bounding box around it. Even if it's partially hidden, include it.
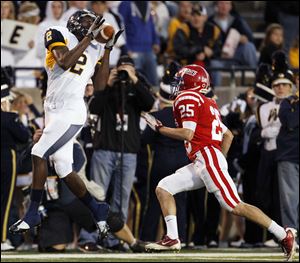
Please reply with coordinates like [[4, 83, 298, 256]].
[[171, 64, 211, 97]]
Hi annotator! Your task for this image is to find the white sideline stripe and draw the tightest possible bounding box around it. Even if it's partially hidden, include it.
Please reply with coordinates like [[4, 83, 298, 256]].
[[1, 252, 298, 259]]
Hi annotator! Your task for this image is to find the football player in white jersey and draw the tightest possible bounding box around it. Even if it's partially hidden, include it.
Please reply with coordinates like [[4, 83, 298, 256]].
[[9, 10, 123, 239]]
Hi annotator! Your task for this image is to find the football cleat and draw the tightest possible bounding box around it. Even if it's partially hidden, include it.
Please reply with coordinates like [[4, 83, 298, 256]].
[[1, 240, 15, 251], [145, 235, 181, 252], [280, 227, 297, 261], [9, 217, 41, 234], [130, 240, 149, 253]]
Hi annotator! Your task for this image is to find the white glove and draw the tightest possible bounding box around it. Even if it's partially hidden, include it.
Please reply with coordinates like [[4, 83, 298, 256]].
[[105, 29, 124, 50], [261, 126, 280, 138], [86, 16, 105, 40], [141, 112, 163, 132]]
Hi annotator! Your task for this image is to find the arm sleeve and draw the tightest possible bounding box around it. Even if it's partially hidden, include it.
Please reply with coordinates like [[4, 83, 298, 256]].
[[182, 121, 197, 132], [174, 95, 200, 127], [44, 28, 66, 51]]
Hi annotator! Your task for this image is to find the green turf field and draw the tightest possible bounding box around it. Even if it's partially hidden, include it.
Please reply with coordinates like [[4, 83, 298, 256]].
[[1, 248, 299, 262]]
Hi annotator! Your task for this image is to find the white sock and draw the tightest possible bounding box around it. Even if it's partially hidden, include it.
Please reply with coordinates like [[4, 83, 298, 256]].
[[164, 215, 178, 240], [267, 220, 286, 241]]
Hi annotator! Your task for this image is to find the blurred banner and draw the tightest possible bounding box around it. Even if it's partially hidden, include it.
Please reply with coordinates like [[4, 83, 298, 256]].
[[1, 19, 38, 51]]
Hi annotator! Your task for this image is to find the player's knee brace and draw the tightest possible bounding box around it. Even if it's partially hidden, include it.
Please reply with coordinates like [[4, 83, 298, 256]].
[[107, 212, 124, 233]]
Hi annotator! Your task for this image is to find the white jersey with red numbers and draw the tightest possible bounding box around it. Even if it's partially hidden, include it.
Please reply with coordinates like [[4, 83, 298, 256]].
[[173, 89, 227, 161]]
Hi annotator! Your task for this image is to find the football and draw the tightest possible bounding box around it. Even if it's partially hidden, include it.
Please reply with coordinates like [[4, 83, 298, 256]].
[[95, 23, 115, 44]]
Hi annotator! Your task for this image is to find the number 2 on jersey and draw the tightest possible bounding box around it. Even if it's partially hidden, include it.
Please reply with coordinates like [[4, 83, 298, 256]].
[[210, 106, 222, 141], [70, 54, 87, 75]]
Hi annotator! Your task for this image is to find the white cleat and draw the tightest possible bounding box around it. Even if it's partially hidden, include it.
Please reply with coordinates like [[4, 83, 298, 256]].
[[280, 227, 297, 262], [145, 235, 181, 252]]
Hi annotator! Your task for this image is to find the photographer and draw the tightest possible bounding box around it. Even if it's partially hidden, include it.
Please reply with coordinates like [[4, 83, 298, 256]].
[[89, 55, 155, 249]]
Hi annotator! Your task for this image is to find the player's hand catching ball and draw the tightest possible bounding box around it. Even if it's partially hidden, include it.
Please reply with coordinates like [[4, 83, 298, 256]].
[[86, 16, 105, 40], [104, 28, 125, 50]]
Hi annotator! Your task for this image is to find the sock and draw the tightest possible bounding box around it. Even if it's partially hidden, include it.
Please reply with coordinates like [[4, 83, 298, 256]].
[[23, 189, 44, 225], [268, 220, 286, 241], [79, 191, 109, 222], [164, 215, 178, 240]]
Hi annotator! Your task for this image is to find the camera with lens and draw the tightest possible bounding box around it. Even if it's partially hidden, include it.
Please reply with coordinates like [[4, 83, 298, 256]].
[[117, 70, 130, 82]]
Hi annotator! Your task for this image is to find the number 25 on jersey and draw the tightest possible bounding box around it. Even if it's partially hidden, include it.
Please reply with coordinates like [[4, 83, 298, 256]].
[[210, 106, 222, 141]]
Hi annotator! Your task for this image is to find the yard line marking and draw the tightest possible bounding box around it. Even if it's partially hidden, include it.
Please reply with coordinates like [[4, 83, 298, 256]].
[[1, 252, 299, 259]]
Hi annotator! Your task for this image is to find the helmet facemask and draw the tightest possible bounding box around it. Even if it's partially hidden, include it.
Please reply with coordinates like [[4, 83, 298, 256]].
[[170, 74, 184, 99], [67, 10, 97, 41]]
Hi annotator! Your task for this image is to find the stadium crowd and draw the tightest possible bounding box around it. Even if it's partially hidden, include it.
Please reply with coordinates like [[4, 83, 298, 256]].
[[1, 0, 299, 253]]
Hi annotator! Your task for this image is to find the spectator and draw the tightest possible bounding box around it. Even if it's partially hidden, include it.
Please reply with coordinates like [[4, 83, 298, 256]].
[[1, 1, 16, 66], [219, 87, 258, 248], [236, 64, 275, 247], [1, 1, 15, 20], [255, 52, 294, 247], [35, 1, 67, 62], [259, 24, 284, 65], [208, 1, 257, 86], [14, 2, 43, 88], [118, 1, 160, 87], [90, 1, 126, 67], [140, 61, 189, 243], [276, 74, 298, 246], [18, 1, 40, 26], [237, 112, 263, 247], [89, 55, 154, 249], [240, 63, 275, 242], [173, 4, 222, 67], [60, 1, 88, 25], [1, 76, 30, 251], [166, 1, 192, 60]]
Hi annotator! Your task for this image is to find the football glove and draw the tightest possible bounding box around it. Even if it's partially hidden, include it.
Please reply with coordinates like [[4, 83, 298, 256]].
[[105, 29, 124, 50], [86, 16, 105, 40], [141, 112, 163, 132]]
